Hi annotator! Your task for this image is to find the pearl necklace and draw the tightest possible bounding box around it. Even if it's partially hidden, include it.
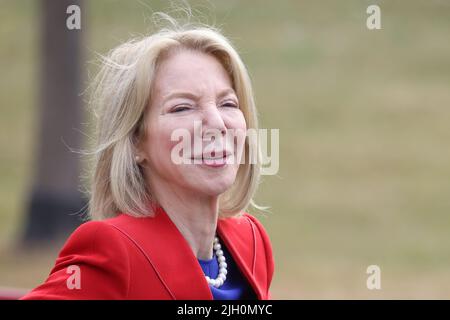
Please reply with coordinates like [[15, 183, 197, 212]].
[[204, 236, 228, 288]]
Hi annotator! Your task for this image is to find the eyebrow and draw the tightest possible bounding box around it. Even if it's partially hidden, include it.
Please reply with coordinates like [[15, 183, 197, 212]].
[[161, 88, 237, 104]]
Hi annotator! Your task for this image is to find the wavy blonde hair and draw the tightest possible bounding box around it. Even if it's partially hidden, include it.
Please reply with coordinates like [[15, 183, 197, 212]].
[[87, 16, 262, 220]]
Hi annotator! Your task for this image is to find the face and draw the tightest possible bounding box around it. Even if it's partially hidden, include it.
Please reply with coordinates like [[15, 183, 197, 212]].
[[138, 49, 247, 199]]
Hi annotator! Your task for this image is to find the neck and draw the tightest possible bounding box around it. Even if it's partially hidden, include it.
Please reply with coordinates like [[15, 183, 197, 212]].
[[150, 178, 219, 261]]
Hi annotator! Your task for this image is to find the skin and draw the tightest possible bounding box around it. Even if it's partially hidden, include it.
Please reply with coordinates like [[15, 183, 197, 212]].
[[136, 49, 247, 260]]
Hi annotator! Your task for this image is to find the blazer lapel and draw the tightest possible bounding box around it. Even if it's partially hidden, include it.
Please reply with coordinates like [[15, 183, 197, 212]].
[[217, 216, 264, 299]]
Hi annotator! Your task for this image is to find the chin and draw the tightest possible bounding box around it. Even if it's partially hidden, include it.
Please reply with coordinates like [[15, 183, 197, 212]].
[[194, 179, 235, 197]]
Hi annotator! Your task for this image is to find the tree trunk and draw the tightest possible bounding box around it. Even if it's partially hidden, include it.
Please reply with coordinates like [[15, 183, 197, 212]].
[[22, 0, 86, 245]]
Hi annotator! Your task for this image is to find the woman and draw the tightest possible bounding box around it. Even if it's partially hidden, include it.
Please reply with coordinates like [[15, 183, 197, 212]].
[[22, 20, 274, 300]]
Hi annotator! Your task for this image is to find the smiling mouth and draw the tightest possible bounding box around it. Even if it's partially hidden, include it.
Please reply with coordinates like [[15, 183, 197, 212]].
[[191, 152, 233, 167], [191, 151, 232, 160]]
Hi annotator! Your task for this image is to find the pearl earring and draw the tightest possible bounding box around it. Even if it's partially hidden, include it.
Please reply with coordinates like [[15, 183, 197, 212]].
[[135, 155, 140, 162]]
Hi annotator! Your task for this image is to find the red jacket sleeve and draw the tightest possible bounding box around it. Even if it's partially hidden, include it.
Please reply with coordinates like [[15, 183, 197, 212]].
[[21, 221, 131, 300], [245, 214, 275, 300]]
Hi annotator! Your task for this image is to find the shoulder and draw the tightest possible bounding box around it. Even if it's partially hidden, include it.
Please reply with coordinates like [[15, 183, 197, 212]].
[[219, 212, 272, 245], [59, 217, 129, 257], [21, 218, 132, 300], [219, 212, 275, 279], [242, 213, 271, 241]]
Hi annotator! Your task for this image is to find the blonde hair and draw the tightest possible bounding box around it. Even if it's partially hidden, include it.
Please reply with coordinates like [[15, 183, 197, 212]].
[[87, 16, 262, 220]]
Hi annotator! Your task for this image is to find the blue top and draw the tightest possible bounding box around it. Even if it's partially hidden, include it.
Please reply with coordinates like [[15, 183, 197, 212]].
[[197, 237, 257, 300]]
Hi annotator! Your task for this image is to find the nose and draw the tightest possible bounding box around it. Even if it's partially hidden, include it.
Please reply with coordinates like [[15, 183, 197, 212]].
[[202, 104, 227, 139]]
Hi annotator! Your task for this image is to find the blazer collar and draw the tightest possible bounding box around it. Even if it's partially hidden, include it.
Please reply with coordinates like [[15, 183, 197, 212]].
[[109, 206, 263, 300]]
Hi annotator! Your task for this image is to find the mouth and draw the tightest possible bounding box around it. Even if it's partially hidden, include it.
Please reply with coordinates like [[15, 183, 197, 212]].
[[191, 151, 233, 167]]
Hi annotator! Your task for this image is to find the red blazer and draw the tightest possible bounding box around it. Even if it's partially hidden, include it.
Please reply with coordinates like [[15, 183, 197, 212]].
[[21, 206, 274, 300]]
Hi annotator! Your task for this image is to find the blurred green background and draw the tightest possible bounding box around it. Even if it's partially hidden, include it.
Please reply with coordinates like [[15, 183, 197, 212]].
[[1, 0, 450, 299]]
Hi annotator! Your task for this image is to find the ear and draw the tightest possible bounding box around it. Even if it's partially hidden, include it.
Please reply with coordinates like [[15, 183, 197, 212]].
[[133, 142, 146, 164], [133, 113, 149, 165], [134, 110, 149, 149], [133, 136, 146, 165]]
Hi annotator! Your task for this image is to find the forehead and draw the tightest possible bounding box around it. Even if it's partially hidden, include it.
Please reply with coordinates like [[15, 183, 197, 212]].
[[152, 50, 234, 98]]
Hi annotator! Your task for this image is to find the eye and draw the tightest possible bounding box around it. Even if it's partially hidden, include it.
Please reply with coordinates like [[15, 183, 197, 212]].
[[221, 102, 239, 109], [170, 105, 191, 113]]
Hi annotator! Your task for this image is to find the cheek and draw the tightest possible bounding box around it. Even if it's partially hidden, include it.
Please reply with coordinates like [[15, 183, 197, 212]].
[[142, 124, 173, 169], [146, 118, 195, 166], [225, 111, 247, 152], [225, 110, 247, 130]]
